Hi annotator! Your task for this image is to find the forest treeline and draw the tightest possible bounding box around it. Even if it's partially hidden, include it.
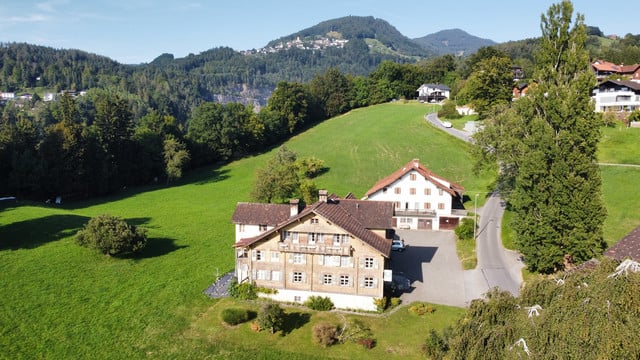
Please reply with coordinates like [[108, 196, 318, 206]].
[[1, 29, 639, 201]]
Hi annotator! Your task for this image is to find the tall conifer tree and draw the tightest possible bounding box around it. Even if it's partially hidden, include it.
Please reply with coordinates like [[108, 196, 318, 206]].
[[474, 1, 606, 273]]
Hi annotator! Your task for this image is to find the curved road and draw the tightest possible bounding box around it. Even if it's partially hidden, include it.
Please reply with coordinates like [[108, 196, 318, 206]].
[[425, 111, 523, 300]]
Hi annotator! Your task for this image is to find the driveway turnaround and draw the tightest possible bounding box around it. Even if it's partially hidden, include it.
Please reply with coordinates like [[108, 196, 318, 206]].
[[392, 230, 468, 307]]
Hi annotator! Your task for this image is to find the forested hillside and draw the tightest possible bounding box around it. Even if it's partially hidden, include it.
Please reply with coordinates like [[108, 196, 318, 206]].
[[1, 14, 640, 203]]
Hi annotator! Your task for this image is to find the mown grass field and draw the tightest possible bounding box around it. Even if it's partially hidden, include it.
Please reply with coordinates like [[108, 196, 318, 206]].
[[0, 102, 485, 359], [1, 102, 638, 358]]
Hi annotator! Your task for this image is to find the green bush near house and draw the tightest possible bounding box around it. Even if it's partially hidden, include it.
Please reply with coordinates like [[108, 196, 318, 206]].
[[304, 296, 334, 311], [221, 308, 255, 325]]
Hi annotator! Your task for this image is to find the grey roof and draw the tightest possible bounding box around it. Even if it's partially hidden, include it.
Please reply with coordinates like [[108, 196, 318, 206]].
[[604, 226, 640, 261], [233, 195, 394, 257]]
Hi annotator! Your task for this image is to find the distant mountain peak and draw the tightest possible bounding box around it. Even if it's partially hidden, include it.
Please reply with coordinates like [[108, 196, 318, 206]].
[[413, 28, 496, 56]]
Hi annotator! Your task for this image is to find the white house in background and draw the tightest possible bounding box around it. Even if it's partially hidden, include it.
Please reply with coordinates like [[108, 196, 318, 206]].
[[364, 159, 466, 231], [0, 92, 15, 100], [417, 84, 450, 103], [231, 191, 396, 311], [592, 80, 640, 112]]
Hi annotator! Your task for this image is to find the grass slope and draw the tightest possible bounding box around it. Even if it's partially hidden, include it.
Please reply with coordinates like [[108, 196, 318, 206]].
[[0, 102, 485, 359]]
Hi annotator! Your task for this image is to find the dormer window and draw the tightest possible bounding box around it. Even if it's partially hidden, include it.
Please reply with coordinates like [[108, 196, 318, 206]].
[[259, 224, 267, 232]]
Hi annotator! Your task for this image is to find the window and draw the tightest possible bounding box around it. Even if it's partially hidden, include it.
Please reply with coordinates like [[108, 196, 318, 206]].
[[293, 253, 305, 264], [291, 231, 299, 243], [410, 173, 416, 181], [259, 224, 267, 232], [364, 277, 375, 288], [333, 234, 341, 245], [394, 187, 401, 194], [364, 257, 374, 269], [310, 218, 319, 224], [425, 188, 431, 195], [341, 234, 350, 244], [294, 296, 301, 302], [256, 269, 269, 280], [254, 250, 264, 261], [309, 233, 323, 245], [438, 203, 445, 210], [340, 275, 351, 286], [270, 251, 280, 262], [271, 271, 281, 281], [394, 201, 401, 209], [238, 224, 245, 232], [410, 188, 416, 195], [438, 189, 444, 196], [425, 202, 431, 209], [323, 274, 333, 285], [293, 272, 303, 283]]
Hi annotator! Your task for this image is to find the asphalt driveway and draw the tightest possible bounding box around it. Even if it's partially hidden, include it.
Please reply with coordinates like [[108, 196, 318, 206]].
[[391, 229, 468, 307]]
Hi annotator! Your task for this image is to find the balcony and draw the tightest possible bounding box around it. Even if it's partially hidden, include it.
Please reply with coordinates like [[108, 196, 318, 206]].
[[394, 209, 437, 217], [278, 242, 352, 256]]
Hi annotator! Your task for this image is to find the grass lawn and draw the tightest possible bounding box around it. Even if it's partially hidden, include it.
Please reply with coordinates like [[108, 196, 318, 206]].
[[187, 298, 465, 359], [0, 101, 488, 359], [500, 123, 640, 250]]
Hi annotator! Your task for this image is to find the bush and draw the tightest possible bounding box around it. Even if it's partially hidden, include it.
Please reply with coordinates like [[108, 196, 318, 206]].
[[227, 278, 258, 300], [221, 308, 254, 325], [437, 100, 463, 119], [455, 217, 476, 241], [338, 318, 373, 345], [304, 296, 334, 311], [422, 328, 449, 359], [409, 303, 435, 316], [373, 297, 387, 312], [257, 303, 285, 334], [75, 214, 147, 255], [312, 322, 338, 347], [389, 297, 402, 308]]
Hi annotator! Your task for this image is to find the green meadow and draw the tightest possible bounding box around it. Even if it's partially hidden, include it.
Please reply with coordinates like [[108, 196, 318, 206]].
[[1, 102, 638, 358]]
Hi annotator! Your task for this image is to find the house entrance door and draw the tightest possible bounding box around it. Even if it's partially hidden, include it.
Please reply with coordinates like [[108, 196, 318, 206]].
[[417, 219, 432, 230]]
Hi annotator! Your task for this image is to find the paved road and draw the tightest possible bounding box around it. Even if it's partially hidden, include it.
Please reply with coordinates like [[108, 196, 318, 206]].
[[425, 110, 524, 300], [425, 112, 472, 142], [467, 193, 523, 299]]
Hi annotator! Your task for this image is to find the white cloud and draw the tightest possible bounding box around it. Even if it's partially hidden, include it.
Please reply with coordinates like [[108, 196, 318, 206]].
[[36, 0, 70, 13], [5, 14, 50, 23]]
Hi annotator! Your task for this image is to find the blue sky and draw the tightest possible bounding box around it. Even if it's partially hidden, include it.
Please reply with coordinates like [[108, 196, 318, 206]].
[[1, 1, 637, 64]]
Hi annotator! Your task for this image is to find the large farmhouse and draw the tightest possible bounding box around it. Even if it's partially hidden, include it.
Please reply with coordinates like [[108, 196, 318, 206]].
[[232, 191, 395, 311], [364, 159, 466, 230]]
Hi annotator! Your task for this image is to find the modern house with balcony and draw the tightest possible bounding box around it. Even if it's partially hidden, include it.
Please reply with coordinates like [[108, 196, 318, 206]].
[[417, 83, 450, 103], [592, 80, 640, 113], [364, 159, 466, 230], [231, 190, 396, 311]]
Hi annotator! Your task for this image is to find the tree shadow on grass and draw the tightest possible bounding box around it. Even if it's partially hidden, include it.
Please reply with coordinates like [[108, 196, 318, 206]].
[[281, 311, 311, 336], [0, 214, 90, 250], [122, 237, 189, 260]]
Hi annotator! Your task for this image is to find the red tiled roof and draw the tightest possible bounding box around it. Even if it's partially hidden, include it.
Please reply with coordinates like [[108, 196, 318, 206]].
[[592, 60, 640, 74], [365, 159, 464, 198], [232, 195, 394, 257], [604, 226, 640, 262]]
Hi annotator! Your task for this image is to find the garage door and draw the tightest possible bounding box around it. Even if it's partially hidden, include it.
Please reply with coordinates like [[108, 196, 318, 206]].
[[417, 219, 432, 230], [439, 217, 459, 230]]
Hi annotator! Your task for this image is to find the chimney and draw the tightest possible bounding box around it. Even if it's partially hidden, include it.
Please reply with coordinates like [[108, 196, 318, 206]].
[[319, 189, 328, 203], [413, 159, 420, 168], [289, 199, 300, 217]]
